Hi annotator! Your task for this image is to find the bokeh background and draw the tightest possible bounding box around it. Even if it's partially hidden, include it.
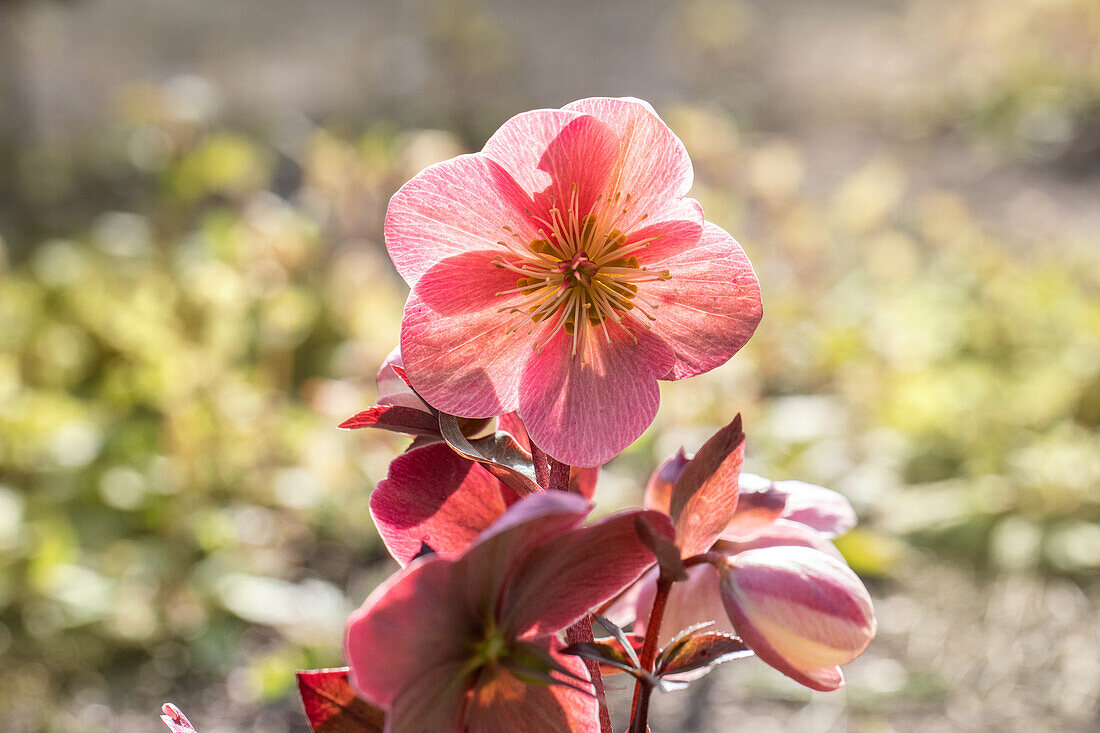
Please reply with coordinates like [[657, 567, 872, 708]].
[[2, 0, 1099, 731]]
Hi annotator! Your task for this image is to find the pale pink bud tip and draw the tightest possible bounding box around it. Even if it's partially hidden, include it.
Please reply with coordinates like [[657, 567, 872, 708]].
[[719, 546, 876, 690], [160, 703, 198, 732]]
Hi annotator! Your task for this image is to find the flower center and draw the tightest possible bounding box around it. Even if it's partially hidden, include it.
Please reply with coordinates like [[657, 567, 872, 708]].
[[493, 186, 670, 360]]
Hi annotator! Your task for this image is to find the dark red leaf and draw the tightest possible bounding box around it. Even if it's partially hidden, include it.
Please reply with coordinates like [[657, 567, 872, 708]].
[[338, 405, 441, 437], [296, 668, 386, 733], [657, 632, 751, 678]]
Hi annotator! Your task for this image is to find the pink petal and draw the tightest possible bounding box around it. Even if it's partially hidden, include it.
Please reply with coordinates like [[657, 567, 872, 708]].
[[458, 492, 592, 609], [370, 443, 509, 565], [345, 556, 480, 708], [499, 509, 673, 638], [400, 250, 535, 418], [562, 98, 694, 233], [718, 546, 875, 691], [721, 475, 789, 541], [518, 324, 674, 467], [633, 564, 737, 648], [717, 518, 846, 562], [775, 479, 858, 538], [384, 153, 538, 285], [386, 660, 470, 732], [571, 465, 599, 499], [465, 641, 599, 733], [669, 416, 746, 558], [645, 221, 763, 381], [481, 108, 619, 225], [644, 448, 691, 515]]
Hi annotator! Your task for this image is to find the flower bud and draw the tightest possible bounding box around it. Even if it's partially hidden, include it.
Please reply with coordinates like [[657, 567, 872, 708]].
[[375, 346, 431, 412], [718, 546, 875, 690], [643, 447, 691, 515]]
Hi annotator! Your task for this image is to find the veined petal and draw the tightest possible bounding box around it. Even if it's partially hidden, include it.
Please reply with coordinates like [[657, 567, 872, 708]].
[[370, 443, 509, 565], [386, 660, 470, 733], [401, 250, 535, 418], [385, 153, 538, 285], [457, 492, 592, 613], [482, 108, 619, 224], [645, 221, 763, 381], [345, 556, 479, 708], [518, 325, 674, 467], [465, 641, 599, 733], [774, 479, 858, 538], [499, 509, 673, 638], [563, 97, 694, 233]]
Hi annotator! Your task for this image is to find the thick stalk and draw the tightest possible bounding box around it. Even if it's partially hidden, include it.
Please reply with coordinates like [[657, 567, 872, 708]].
[[549, 456, 611, 731], [629, 573, 674, 733], [530, 442, 550, 488], [566, 615, 614, 733], [548, 456, 571, 493]]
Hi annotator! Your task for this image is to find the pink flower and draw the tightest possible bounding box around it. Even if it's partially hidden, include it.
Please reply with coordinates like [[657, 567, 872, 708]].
[[386, 97, 762, 466], [345, 491, 673, 732]]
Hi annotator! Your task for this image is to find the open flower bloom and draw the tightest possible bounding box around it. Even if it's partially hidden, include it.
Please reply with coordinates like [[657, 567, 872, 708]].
[[346, 491, 673, 732], [386, 97, 762, 466], [634, 444, 875, 690]]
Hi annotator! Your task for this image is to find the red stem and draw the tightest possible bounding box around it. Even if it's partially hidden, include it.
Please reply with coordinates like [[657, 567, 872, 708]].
[[550, 456, 610, 731], [548, 457, 571, 493], [530, 442, 550, 488], [566, 616, 614, 733], [629, 573, 674, 733]]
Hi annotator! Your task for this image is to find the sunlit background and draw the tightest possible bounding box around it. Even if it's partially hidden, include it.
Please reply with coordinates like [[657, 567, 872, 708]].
[[1, 0, 1099, 731]]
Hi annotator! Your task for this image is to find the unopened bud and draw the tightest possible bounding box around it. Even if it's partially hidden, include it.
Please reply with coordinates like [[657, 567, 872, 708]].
[[718, 545, 875, 690]]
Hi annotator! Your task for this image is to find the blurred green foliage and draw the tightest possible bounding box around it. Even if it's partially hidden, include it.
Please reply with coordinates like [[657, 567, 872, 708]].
[[0, 0, 1099, 730]]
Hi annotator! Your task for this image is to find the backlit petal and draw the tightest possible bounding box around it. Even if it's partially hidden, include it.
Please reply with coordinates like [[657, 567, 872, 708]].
[[518, 324, 674, 467], [385, 153, 538, 284]]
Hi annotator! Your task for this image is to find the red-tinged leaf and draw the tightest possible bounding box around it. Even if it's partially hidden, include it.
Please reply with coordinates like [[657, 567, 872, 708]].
[[439, 412, 541, 497], [339, 405, 441, 436], [657, 631, 751, 679], [161, 703, 197, 733], [297, 668, 386, 733], [635, 513, 688, 582], [669, 415, 746, 557]]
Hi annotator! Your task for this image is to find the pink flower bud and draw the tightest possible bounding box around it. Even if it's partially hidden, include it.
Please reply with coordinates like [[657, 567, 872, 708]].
[[375, 346, 431, 412], [718, 546, 876, 691], [643, 447, 691, 515]]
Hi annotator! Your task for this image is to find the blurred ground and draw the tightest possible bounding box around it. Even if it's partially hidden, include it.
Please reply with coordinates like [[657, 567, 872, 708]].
[[1, 0, 1099, 731]]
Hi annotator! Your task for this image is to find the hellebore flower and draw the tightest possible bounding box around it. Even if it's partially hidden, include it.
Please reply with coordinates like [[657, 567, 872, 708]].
[[385, 97, 762, 466], [345, 491, 673, 732], [633, 440, 875, 690]]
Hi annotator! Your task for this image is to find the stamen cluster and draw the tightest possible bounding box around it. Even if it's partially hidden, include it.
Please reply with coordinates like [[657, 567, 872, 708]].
[[493, 185, 670, 359]]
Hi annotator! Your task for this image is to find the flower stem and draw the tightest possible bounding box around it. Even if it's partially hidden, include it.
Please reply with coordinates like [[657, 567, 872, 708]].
[[531, 443, 550, 488], [550, 457, 610, 731], [566, 615, 614, 733], [629, 572, 674, 733], [548, 457, 571, 493]]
